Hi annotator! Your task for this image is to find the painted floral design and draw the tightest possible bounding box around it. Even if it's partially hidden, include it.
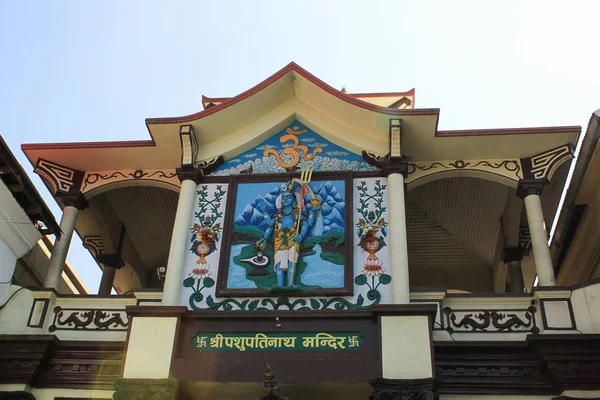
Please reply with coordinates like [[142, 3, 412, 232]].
[[354, 180, 391, 294], [362, 260, 385, 276], [185, 185, 226, 304], [189, 266, 211, 280]]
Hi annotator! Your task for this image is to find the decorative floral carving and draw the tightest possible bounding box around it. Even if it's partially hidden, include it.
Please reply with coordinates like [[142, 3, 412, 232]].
[[188, 292, 383, 311]]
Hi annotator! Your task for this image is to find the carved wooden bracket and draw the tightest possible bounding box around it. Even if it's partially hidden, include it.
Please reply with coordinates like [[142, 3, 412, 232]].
[[521, 144, 574, 181], [176, 156, 224, 183], [34, 158, 84, 196]]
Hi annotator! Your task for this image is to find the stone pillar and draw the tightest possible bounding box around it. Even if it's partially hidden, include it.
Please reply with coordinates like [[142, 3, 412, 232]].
[[44, 197, 87, 289], [517, 179, 556, 287], [98, 266, 116, 295], [162, 170, 198, 305], [503, 247, 525, 293], [387, 172, 410, 304]]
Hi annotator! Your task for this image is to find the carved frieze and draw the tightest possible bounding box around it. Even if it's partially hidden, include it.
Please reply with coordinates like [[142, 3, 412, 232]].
[[406, 159, 522, 186], [443, 302, 539, 334], [48, 306, 129, 332], [81, 169, 179, 194]]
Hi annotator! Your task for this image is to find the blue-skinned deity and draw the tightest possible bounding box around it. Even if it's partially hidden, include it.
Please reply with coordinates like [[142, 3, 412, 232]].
[[258, 179, 320, 289]]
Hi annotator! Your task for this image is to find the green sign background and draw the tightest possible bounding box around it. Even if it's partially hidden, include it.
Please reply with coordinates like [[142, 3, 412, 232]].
[[192, 332, 364, 352]]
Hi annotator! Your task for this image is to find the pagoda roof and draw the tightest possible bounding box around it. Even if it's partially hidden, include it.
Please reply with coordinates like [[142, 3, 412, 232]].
[[22, 62, 581, 173]]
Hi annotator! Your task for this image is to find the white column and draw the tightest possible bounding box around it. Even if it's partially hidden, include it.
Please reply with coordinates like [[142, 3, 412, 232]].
[[98, 266, 116, 295], [44, 204, 79, 289], [523, 193, 556, 286], [388, 172, 410, 304], [162, 178, 197, 305]]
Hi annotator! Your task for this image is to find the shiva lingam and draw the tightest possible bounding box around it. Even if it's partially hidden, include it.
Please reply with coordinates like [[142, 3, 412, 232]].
[[241, 241, 271, 276]]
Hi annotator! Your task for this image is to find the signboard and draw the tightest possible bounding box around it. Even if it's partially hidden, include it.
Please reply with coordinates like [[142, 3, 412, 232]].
[[192, 332, 363, 352]]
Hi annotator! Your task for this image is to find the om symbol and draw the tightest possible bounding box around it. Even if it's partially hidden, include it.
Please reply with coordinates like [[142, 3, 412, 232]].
[[264, 126, 323, 169]]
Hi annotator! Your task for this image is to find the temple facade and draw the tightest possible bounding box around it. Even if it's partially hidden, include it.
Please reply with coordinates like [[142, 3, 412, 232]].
[[1, 63, 599, 400]]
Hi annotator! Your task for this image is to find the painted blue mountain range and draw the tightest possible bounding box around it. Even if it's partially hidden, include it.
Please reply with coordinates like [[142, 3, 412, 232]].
[[234, 181, 345, 237]]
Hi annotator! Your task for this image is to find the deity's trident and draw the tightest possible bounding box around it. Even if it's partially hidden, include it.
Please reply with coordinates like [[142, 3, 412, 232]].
[[288, 165, 314, 287]]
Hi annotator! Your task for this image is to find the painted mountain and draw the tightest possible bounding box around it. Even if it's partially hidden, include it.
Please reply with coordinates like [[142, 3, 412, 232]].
[[234, 180, 345, 236]]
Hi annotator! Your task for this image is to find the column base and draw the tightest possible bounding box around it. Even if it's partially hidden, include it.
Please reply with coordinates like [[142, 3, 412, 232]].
[[370, 377, 438, 400], [113, 378, 178, 400]]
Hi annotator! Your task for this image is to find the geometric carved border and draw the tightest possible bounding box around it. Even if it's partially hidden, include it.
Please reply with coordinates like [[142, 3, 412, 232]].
[[518, 226, 532, 254], [34, 158, 84, 195], [522, 144, 573, 181], [82, 235, 105, 258]]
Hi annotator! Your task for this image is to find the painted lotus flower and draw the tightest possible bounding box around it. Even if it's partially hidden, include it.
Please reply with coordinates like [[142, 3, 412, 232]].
[[362, 259, 385, 276], [190, 266, 210, 279]]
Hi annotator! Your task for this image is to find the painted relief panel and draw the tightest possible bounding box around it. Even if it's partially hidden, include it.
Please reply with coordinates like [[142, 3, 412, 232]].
[[181, 178, 392, 311], [353, 178, 392, 302], [213, 120, 376, 175], [217, 176, 350, 296], [180, 183, 229, 308]]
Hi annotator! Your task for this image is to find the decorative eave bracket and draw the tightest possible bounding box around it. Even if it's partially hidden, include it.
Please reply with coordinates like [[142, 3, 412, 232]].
[[521, 144, 574, 182], [34, 158, 88, 209]]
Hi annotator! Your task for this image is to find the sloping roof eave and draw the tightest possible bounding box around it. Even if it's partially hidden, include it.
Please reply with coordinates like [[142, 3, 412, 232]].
[[145, 62, 438, 125]]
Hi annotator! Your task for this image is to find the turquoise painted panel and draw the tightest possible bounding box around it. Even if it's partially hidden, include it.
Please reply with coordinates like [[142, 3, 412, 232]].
[[213, 120, 376, 175]]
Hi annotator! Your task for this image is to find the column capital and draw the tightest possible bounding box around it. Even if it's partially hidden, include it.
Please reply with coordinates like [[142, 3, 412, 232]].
[[362, 151, 411, 178], [56, 193, 89, 210], [383, 158, 410, 178], [176, 167, 202, 183], [370, 377, 439, 400], [516, 178, 548, 199], [176, 155, 224, 183], [96, 254, 125, 269], [502, 246, 525, 263], [113, 378, 178, 400]]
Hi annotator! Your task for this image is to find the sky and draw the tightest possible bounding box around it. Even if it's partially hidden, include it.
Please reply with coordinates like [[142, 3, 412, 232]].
[[1, 1, 599, 293]]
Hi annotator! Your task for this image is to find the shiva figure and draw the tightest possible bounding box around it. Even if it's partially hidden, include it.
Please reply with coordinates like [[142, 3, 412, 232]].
[[258, 180, 320, 289]]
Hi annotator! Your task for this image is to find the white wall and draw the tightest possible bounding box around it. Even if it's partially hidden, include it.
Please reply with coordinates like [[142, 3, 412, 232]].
[[0, 180, 42, 305], [0, 239, 17, 305]]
